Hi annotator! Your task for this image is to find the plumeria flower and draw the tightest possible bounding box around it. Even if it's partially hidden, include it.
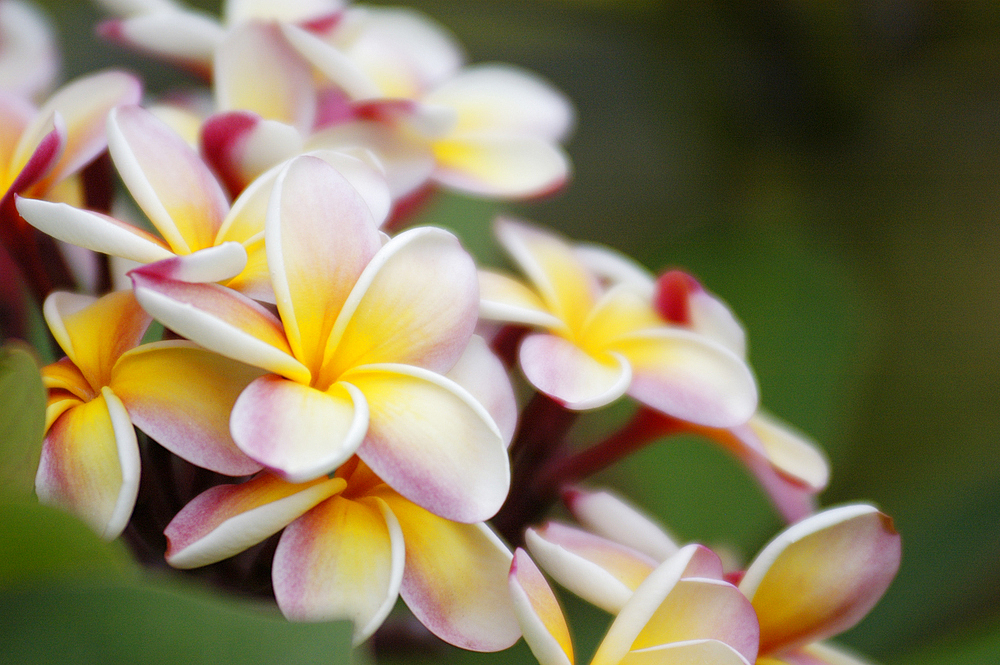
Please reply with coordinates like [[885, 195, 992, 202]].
[[0, 0, 59, 100], [164, 452, 520, 647], [509, 544, 760, 665], [37, 289, 264, 539], [129, 155, 510, 523], [16, 104, 389, 302], [478, 217, 758, 427], [569, 244, 829, 521], [738, 504, 901, 665]]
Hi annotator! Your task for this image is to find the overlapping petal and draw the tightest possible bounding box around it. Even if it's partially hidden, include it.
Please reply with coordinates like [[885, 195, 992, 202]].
[[378, 489, 521, 651], [345, 363, 507, 522], [509, 547, 574, 665], [432, 133, 569, 199], [519, 333, 631, 410], [444, 334, 518, 446], [273, 493, 404, 642], [563, 488, 680, 562], [165, 472, 346, 568]]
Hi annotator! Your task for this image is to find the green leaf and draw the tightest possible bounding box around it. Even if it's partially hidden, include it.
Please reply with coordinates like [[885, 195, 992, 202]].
[[0, 343, 47, 500], [0, 579, 356, 665]]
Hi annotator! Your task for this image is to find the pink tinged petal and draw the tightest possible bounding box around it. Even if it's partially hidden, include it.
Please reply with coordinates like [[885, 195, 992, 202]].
[[15, 197, 174, 264], [494, 218, 596, 331], [112, 340, 265, 475], [337, 6, 463, 98], [165, 473, 346, 568], [230, 375, 369, 482], [0, 0, 58, 99], [509, 548, 574, 665], [201, 111, 303, 197], [126, 242, 247, 284], [323, 226, 478, 381], [43, 290, 150, 390], [346, 363, 507, 523], [225, 0, 344, 23], [478, 269, 565, 330], [622, 640, 752, 665], [4, 111, 63, 199], [307, 148, 392, 227], [739, 504, 902, 656], [109, 105, 229, 254], [266, 156, 381, 371], [432, 133, 569, 199], [428, 65, 574, 140], [564, 488, 680, 562], [654, 271, 748, 358], [573, 242, 656, 296], [590, 547, 700, 665], [519, 333, 631, 410], [525, 523, 658, 613], [15, 71, 143, 194], [279, 22, 382, 100], [611, 328, 758, 428], [750, 412, 829, 491], [379, 492, 521, 651], [0, 93, 35, 170], [445, 335, 518, 446], [129, 268, 309, 382], [216, 23, 316, 132], [35, 387, 139, 540], [273, 494, 404, 641], [630, 578, 759, 663], [101, 12, 225, 74]]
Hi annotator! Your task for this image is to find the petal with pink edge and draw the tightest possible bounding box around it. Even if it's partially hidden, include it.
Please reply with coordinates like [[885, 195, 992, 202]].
[[739, 504, 902, 656], [14, 70, 142, 194], [564, 488, 680, 562], [266, 155, 381, 370], [445, 335, 518, 446], [226, 0, 343, 24], [216, 22, 316, 132], [427, 64, 574, 140], [509, 548, 574, 665], [377, 490, 521, 651], [478, 269, 565, 331], [273, 494, 404, 642], [201, 111, 302, 198], [43, 290, 150, 391], [35, 387, 139, 540], [519, 333, 631, 410], [279, 22, 381, 101], [433, 133, 569, 199], [109, 105, 229, 255], [165, 473, 346, 569], [622, 640, 752, 665], [129, 268, 309, 383], [611, 328, 758, 428], [525, 523, 657, 614], [113, 340, 265, 475], [0, 93, 35, 170], [230, 375, 369, 482], [631, 578, 759, 664], [102, 12, 224, 75], [345, 363, 507, 523], [15, 197, 174, 264], [323, 226, 478, 381]]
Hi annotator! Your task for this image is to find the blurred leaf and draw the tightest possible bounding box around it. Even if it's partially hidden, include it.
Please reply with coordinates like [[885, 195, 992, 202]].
[[0, 578, 355, 665], [0, 343, 46, 500], [903, 617, 1000, 665], [0, 501, 134, 587]]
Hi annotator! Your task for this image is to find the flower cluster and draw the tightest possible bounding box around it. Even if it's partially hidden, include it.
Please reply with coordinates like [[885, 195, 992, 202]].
[[1, 1, 900, 663]]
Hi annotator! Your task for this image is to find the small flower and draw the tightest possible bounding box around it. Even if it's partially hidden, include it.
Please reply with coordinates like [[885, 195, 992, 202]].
[[129, 155, 510, 522], [164, 456, 521, 648], [509, 544, 760, 665], [479, 217, 758, 427], [37, 290, 262, 539]]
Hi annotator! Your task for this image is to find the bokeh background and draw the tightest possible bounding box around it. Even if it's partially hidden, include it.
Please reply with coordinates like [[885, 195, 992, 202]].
[[5, 1, 1000, 663]]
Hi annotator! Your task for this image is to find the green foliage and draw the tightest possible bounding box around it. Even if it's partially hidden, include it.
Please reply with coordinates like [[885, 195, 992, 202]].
[[0, 344, 46, 500]]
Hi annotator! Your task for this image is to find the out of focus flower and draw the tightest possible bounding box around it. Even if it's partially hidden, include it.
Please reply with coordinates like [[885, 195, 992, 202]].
[[479, 217, 757, 427], [37, 290, 262, 539], [164, 455, 520, 648], [738, 504, 901, 665], [0, 0, 59, 100], [17, 104, 389, 302], [509, 544, 759, 665], [129, 155, 510, 523]]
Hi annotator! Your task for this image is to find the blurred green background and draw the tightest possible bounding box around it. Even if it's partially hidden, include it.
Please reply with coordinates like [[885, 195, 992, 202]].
[[5, 0, 1000, 663]]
